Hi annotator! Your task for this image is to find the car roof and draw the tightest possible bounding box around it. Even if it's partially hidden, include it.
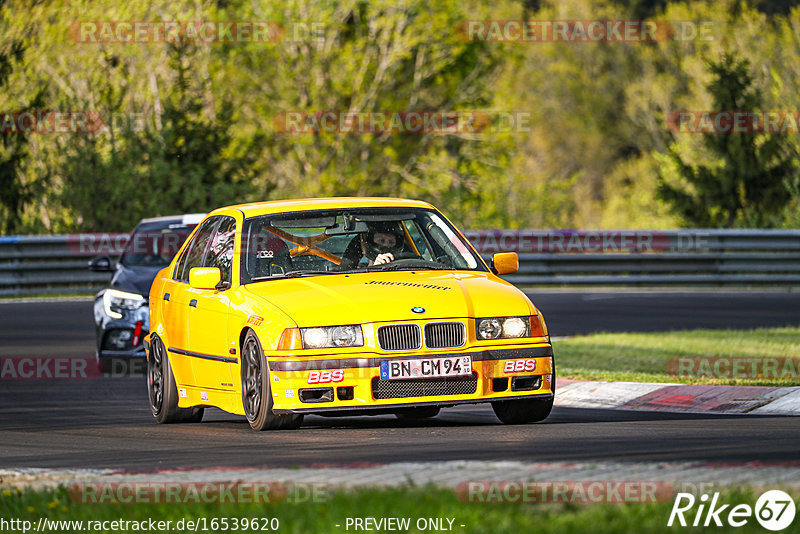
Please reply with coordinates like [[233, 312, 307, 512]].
[[210, 197, 436, 218]]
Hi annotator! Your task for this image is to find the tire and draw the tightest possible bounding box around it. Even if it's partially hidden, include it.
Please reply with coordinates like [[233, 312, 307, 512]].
[[241, 331, 303, 431], [147, 335, 204, 424], [395, 406, 440, 420], [492, 396, 553, 424]]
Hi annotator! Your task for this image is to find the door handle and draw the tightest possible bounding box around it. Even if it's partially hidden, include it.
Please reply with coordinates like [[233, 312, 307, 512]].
[[163, 293, 170, 301], [189, 299, 197, 308]]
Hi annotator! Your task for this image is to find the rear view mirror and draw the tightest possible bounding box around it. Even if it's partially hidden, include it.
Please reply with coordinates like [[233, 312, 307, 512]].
[[88, 255, 114, 272], [189, 267, 222, 290], [492, 252, 519, 275], [324, 220, 370, 236]]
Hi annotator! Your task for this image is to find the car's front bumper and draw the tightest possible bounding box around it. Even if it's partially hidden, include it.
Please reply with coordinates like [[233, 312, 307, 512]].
[[265, 344, 554, 414], [98, 346, 147, 359], [94, 292, 149, 361]]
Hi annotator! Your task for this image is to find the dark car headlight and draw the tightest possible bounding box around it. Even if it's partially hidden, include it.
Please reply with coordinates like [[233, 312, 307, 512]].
[[103, 289, 146, 319]]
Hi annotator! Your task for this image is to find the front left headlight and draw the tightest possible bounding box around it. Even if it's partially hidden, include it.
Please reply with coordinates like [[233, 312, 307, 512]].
[[300, 325, 364, 349], [103, 289, 146, 319], [476, 316, 531, 340]]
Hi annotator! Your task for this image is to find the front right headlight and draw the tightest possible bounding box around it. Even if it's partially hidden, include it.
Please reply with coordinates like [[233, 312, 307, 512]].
[[277, 325, 365, 350], [301, 325, 364, 349], [103, 289, 146, 319]]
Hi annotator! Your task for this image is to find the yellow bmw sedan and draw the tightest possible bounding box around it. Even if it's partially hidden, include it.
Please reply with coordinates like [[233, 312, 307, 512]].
[[145, 198, 554, 430]]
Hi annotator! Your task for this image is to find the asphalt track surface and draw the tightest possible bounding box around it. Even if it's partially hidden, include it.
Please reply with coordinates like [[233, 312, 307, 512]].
[[1, 291, 799, 470], [2, 378, 800, 470]]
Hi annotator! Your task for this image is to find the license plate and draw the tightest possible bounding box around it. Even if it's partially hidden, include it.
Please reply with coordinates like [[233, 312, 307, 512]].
[[379, 355, 472, 380]]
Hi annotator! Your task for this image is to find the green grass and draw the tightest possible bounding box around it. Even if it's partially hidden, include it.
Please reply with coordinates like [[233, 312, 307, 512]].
[[554, 326, 800, 386], [0, 485, 793, 534]]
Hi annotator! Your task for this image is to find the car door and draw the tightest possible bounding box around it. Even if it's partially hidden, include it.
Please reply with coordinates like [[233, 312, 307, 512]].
[[165, 216, 220, 387], [185, 216, 236, 391]]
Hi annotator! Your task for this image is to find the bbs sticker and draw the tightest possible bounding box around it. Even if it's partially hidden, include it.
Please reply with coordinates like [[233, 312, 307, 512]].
[[308, 370, 344, 384], [504, 359, 536, 373]]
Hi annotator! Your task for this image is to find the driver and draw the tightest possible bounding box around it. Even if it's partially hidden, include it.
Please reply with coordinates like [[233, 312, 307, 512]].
[[364, 223, 406, 265], [340, 221, 407, 268]]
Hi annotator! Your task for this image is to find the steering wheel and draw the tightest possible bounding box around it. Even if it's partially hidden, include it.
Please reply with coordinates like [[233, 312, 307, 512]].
[[390, 252, 423, 261]]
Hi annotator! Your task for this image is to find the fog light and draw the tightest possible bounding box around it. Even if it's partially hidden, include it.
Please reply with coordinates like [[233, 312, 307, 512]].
[[103, 329, 133, 350], [337, 386, 354, 400]]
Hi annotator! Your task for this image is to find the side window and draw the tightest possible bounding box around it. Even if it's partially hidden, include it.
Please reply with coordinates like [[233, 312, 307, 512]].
[[204, 216, 236, 285], [175, 217, 219, 282]]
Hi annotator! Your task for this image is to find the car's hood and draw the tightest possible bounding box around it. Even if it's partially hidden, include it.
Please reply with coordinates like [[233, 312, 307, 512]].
[[242, 271, 534, 326], [110, 264, 165, 297]]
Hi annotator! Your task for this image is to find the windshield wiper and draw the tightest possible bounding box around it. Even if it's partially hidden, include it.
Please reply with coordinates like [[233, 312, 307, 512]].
[[251, 270, 333, 281], [370, 263, 451, 271]]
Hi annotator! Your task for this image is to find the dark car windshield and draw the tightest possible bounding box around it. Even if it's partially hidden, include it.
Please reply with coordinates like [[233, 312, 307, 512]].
[[240, 207, 486, 283], [120, 223, 196, 267]]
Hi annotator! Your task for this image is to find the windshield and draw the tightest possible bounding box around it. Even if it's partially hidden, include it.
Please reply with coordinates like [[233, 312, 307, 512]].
[[240, 207, 486, 282], [120, 224, 196, 267]]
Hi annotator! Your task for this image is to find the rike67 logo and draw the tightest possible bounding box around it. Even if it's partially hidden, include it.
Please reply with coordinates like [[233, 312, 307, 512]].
[[668, 490, 796, 531]]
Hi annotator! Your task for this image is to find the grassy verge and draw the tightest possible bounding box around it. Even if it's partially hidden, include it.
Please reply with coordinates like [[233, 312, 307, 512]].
[[554, 326, 800, 386], [0, 485, 791, 534]]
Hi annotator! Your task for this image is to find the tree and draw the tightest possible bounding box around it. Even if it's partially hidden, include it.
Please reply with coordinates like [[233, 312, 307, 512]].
[[0, 1, 44, 234], [57, 43, 265, 231], [657, 53, 798, 227]]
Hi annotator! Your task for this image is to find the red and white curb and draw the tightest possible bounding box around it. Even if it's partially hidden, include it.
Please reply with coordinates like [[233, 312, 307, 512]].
[[556, 380, 800, 415]]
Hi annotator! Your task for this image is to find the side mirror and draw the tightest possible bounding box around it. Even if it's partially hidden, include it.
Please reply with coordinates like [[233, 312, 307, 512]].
[[492, 252, 518, 275], [88, 255, 114, 272], [189, 267, 222, 290]]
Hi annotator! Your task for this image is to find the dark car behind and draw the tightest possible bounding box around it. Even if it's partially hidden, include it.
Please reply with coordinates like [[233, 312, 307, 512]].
[[89, 214, 204, 370]]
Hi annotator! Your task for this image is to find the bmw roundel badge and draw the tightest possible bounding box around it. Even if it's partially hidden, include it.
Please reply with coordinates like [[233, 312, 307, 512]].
[[411, 307, 425, 314]]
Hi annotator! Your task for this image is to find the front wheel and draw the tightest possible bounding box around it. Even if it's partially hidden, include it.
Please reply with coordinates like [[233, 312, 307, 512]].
[[492, 396, 553, 424], [241, 331, 303, 431], [147, 335, 203, 424]]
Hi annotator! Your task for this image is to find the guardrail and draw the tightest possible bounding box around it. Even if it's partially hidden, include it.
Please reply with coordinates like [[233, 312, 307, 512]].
[[0, 229, 798, 296], [463, 230, 800, 286]]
